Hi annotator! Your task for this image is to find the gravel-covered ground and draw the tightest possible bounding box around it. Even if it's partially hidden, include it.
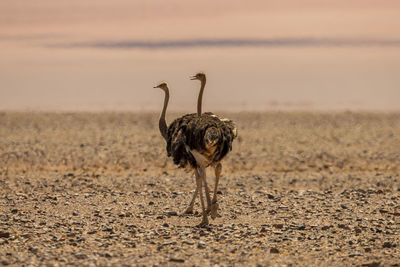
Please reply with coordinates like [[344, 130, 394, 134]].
[[0, 112, 399, 266]]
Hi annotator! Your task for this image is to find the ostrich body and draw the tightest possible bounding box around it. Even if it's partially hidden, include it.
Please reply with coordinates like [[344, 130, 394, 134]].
[[154, 77, 236, 226]]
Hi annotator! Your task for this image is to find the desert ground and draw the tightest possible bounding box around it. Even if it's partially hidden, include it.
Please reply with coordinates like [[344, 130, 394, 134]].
[[0, 111, 399, 266]]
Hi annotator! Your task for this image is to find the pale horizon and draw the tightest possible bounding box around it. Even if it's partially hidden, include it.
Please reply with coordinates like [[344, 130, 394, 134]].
[[1, 0, 400, 112]]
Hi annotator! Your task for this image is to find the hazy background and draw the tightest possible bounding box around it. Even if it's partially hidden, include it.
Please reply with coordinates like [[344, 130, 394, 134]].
[[1, 0, 399, 112]]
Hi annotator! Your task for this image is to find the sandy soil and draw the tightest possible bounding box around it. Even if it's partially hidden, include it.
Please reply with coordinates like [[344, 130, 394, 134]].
[[0, 112, 399, 266]]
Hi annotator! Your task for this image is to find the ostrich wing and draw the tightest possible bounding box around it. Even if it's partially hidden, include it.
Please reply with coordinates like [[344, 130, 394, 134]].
[[165, 113, 237, 169], [185, 114, 237, 165]]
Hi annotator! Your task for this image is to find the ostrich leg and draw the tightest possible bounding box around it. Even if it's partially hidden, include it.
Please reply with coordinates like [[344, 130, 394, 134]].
[[183, 172, 211, 215], [183, 186, 198, 214], [210, 163, 222, 219], [204, 173, 212, 213], [197, 167, 209, 226], [183, 147, 212, 215]]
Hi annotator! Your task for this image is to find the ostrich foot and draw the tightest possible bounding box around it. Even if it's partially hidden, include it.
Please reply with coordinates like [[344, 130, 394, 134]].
[[197, 216, 209, 227], [210, 201, 219, 220], [182, 206, 194, 215]]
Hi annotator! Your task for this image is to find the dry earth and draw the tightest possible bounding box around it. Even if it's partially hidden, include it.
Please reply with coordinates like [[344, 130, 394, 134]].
[[0, 112, 399, 266]]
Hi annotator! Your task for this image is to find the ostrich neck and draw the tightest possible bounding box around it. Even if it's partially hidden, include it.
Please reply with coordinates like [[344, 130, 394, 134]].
[[197, 78, 206, 116], [159, 88, 169, 141]]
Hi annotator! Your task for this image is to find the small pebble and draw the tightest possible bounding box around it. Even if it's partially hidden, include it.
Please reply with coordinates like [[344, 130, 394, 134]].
[[0, 232, 10, 238], [169, 258, 185, 263], [198, 241, 206, 249], [270, 248, 279, 254]]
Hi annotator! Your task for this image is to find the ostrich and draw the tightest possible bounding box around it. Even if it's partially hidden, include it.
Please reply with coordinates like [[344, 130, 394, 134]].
[[154, 78, 237, 226], [186, 72, 237, 220], [153, 81, 210, 225]]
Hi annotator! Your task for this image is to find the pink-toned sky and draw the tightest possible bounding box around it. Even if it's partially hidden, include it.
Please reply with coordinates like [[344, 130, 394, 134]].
[[1, 0, 400, 111]]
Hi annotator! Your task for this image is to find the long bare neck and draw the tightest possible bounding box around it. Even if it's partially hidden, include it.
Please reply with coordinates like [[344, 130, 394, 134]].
[[197, 77, 206, 116], [159, 88, 169, 141]]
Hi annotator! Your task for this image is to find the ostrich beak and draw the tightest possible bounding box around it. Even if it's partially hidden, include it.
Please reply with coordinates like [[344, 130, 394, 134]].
[[153, 85, 158, 88], [190, 76, 197, 80]]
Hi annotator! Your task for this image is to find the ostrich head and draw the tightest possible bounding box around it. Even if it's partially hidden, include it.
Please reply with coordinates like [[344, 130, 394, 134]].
[[190, 72, 206, 81], [153, 81, 169, 91]]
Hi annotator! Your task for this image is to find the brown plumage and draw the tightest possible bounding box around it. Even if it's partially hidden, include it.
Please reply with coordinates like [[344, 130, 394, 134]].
[[166, 112, 236, 169]]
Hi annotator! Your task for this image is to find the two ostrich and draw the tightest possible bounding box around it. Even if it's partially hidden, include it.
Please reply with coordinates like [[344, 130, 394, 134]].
[[154, 73, 237, 226]]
